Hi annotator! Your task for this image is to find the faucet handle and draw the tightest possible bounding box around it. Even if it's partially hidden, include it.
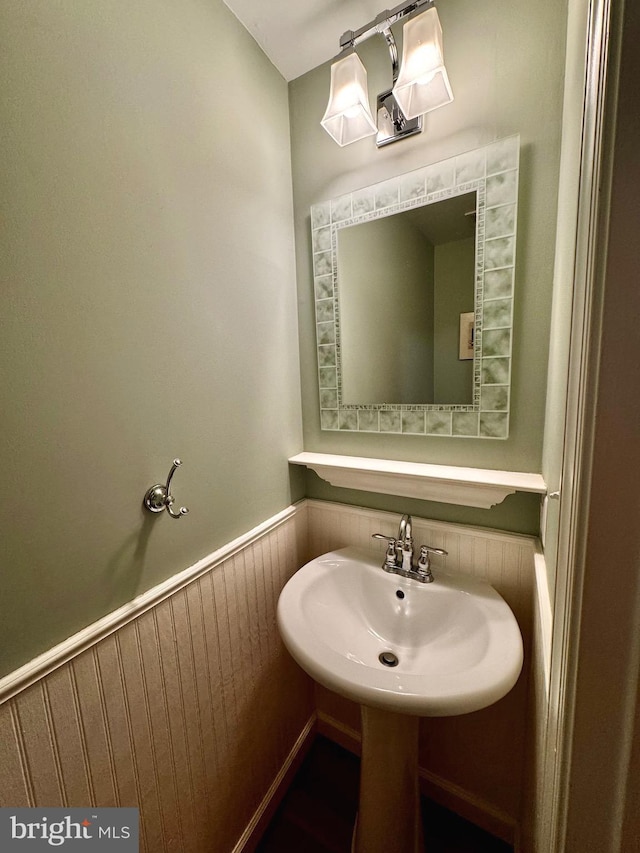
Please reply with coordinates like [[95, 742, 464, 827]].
[[372, 533, 399, 568], [372, 533, 395, 544], [416, 544, 447, 582], [420, 545, 448, 558]]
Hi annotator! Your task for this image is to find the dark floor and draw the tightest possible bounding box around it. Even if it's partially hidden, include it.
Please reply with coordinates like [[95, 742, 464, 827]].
[[256, 736, 513, 853]]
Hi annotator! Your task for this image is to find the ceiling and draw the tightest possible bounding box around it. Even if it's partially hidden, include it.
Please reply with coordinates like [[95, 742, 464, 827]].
[[222, 0, 386, 81]]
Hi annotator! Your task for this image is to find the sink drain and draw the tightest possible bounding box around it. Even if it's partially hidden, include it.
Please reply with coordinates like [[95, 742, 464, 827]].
[[379, 651, 399, 667]]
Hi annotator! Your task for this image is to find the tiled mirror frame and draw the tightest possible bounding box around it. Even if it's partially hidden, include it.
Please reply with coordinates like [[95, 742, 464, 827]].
[[310, 135, 520, 439]]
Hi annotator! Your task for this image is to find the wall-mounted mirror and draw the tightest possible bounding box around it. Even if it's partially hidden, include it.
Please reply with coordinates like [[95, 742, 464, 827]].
[[339, 192, 477, 407], [310, 135, 519, 439]]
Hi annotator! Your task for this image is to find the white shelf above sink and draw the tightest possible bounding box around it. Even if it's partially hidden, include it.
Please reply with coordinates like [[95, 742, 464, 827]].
[[289, 452, 547, 509]]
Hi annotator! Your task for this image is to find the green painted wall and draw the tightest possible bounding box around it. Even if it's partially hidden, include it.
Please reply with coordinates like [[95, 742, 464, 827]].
[[433, 237, 475, 404], [0, 0, 302, 677], [339, 216, 435, 403], [289, 0, 569, 525]]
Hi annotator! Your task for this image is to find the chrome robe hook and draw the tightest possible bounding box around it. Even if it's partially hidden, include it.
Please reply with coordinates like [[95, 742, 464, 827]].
[[144, 459, 189, 519]]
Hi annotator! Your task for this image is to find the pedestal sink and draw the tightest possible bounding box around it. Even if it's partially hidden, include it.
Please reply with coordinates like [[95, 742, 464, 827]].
[[276, 545, 523, 853]]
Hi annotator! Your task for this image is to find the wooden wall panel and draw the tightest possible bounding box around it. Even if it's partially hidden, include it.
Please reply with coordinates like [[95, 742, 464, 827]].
[[520, 551, 553, 853], [0, 508, 314, 853], [0, 704, 32, 807]]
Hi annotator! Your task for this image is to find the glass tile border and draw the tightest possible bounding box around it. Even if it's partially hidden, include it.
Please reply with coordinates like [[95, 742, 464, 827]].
[[311, 135, 519, 439]]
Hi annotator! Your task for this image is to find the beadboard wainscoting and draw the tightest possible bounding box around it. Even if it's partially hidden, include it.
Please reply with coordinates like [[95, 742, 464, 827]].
[[306, 499, 537, 847], [521, 548, 553, 852], [0, 506, 315, 853], [0, 498, 545, 852]]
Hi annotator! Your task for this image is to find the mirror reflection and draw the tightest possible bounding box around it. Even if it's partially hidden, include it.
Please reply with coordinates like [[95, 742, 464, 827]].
[[338, 192, 477, 406]]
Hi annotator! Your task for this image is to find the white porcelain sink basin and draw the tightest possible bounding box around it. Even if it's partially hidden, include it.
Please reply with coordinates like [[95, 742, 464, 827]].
[[277, 546, 523, 716]]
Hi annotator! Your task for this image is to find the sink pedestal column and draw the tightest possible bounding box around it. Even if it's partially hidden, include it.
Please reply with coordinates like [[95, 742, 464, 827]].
[[354, 706, 423, 853]]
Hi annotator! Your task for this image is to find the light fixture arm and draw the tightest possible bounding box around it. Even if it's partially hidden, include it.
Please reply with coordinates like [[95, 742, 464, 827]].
[[338, 0, 434, 53], [381, 28, 399, 84], [340, 23, 399, 88]]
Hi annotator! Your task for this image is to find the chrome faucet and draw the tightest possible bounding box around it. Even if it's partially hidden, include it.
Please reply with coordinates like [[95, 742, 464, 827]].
[[372, 513, 447, 583]]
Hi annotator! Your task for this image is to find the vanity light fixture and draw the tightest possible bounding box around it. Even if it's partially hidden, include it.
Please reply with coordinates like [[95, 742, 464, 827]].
[[321, 0, 453, 148], [320, 50, 378, 146]]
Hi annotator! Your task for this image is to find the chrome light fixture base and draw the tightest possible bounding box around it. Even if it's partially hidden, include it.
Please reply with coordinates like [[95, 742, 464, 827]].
[[376, 89, 422, 147]]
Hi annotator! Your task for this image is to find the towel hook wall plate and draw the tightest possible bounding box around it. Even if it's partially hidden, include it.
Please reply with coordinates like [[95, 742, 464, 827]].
[[144, 459, 189, 519]]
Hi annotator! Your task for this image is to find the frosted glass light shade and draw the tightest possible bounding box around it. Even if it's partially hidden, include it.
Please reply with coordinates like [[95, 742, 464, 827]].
[[392, 7, 454, 120], [321, 52, 377, 146]]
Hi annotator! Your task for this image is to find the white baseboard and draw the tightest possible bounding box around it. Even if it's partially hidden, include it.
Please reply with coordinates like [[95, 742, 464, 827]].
[[232, 714, 317, 853]]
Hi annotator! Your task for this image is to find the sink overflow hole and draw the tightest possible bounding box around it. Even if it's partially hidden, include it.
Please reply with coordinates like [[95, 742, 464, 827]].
[[396, 590, 405, 599], [379, 651, 399, 667]]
